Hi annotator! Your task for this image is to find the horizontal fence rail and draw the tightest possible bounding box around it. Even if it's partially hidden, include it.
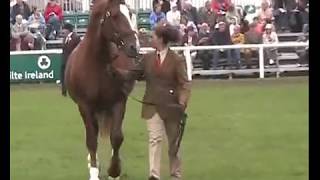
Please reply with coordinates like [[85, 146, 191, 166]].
[[10, 42, 309, 79]]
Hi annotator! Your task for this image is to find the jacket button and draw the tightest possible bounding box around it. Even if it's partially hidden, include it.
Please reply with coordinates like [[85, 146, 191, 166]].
[[169, 89, 174, 94]]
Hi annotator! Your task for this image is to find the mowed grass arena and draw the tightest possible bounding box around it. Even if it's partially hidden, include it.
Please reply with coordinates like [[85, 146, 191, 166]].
[[10, 77, 308, 180]]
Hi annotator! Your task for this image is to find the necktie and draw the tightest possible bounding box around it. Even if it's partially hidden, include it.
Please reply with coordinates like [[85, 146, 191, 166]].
[[156, 53, 161, 69]]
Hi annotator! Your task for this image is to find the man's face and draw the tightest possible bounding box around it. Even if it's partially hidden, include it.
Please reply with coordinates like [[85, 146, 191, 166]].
[[16, 0, 23, 5], [16, 16, 22, 24], [219, 24, 226, 32], [151, 32, 163, 49], [205, 1, 211, 10]]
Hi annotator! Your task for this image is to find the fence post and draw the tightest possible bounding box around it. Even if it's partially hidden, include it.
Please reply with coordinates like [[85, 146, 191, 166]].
[[259, 45, 264, 79], [183, 47, 193, 81]]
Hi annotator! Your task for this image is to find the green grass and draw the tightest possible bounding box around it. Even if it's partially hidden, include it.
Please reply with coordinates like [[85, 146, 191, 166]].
[[10, 77, 308, 180]]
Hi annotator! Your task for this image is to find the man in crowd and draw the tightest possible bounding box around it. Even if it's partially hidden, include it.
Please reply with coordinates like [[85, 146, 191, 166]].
[[262, 23, 279, 66], [273, 0, 296, 32], [61, 23, 81, 97], [209, 21, 233, 69], [181, 0, 199, 26], [197, 23, 212, 70], [153, 0, 171, 14], [150, 3, 166, 30], [10, 0, 31, 24], [198, 0, 216, 28], [257, 1, 273, 24], [11, 14, 34, 51]]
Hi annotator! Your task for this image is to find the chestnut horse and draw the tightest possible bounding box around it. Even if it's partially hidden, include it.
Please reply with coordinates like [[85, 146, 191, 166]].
[[64, 0, 141, 179]]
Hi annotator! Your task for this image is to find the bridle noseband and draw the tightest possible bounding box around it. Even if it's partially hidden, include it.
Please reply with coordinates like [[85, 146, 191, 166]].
[[100, 10, 139, 58]]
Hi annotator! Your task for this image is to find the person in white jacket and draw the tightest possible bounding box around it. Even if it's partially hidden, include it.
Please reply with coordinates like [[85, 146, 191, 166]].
[[166, 3, 181, 28], [263, 23, 279, 65]]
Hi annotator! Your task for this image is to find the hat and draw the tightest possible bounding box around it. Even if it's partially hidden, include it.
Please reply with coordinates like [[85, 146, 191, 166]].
[[265, 23, 273, 29], [63, 23, 74, 32]]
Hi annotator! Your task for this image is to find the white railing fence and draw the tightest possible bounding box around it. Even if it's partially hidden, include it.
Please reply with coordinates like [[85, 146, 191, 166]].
[[10, 42, 309, 79]]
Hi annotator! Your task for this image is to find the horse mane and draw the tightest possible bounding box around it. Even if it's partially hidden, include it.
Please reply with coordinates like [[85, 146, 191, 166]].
[[84, 0, 112, 61], [86, 0, 109, 35]]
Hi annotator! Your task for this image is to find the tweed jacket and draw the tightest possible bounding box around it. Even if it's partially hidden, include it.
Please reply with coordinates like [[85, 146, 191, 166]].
[[140, 49, 191, 121]]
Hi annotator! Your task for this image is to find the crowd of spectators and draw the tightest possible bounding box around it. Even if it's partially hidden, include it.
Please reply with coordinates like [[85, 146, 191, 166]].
[[10, 0, 63, 51], [10, 0, 309, 68], [147, 0, 309, 69]]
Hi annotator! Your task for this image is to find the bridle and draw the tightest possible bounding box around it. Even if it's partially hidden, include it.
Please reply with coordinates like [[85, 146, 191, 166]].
[[100, 9, 139, 59]]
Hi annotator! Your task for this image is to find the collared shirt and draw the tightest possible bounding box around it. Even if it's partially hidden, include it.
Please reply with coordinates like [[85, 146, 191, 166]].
[[156, 47, 168, 64], [65, 32, 73, 44]]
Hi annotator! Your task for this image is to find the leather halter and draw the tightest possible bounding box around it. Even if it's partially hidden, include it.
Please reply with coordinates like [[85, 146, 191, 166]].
[[100, 10, 139, 58]]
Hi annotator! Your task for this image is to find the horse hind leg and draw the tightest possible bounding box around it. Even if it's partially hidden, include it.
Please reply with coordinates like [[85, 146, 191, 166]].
[[107, 101, 126, 179], [78, 104, 100, 180]]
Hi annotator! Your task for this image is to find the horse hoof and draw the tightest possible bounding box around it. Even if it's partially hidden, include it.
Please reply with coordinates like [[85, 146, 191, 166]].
[[108, 176, 120, 180]]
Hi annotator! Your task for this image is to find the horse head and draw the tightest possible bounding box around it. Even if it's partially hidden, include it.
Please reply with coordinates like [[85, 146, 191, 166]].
[[95, 0, 140, 58], [91, 0, 142, 80]]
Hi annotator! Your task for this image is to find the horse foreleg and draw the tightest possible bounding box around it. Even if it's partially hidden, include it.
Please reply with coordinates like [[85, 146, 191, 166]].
[[107, 100, 126, 179], [78, 105, 100, 180]]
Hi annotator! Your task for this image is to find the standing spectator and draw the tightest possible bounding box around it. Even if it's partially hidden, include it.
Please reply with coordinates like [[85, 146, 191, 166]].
[[153, 0, 171, 14], [231, 25, 244, 69], [226, 3, 241, 25], [181, 0, 199, 26], [166, 3, 181, 27], [263, 24, 279, 65], [150, 3, 166, 30], [243, 23, 263, 68], [44, 0, 63, 40], [11, 0, 31, 24], [198, 0, 216, 28], [209, 21, 233, 69], [11, 15, 33, 51], [197, 23, 212, 70], [211, 0, 231, 15], [61, 23, 81, 97], [257, 1, 273, 24]]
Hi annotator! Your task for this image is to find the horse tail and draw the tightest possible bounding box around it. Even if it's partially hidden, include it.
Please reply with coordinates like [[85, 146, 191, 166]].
[[95, 111, 111, 139]]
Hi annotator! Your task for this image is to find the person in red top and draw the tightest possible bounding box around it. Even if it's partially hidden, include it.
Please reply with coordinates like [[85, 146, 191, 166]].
[[44, 0, 63, 40], [211, 0, 231, 15]]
